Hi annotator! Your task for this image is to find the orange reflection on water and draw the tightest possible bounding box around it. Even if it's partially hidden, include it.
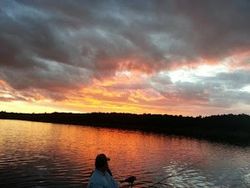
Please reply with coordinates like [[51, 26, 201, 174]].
[[1, 120, 250, 187], [50, 124, 210, 174], [0, 120, 54, 153], [0, 120, 208, 167]]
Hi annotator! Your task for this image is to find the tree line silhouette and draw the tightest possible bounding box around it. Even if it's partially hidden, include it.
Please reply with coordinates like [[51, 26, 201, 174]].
[[0, 111, 249, 145]]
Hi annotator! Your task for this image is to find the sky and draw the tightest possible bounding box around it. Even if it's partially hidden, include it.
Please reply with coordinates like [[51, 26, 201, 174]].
[[0, 0, 250, 116]]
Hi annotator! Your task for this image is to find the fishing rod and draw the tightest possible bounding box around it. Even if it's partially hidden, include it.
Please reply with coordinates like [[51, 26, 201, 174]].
[[147, 161, 202, 188], [119, 172, 176, 187], [147, 173, 176, 188], [114, 157, 203, 188], [118, 160, 202, 187]]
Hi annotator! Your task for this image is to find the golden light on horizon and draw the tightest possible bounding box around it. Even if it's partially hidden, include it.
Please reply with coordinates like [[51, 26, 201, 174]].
[[1, 53, 250, 116]]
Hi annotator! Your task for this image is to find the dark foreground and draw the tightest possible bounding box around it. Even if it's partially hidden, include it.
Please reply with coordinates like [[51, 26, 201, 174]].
[[0, 112, 249, 145]]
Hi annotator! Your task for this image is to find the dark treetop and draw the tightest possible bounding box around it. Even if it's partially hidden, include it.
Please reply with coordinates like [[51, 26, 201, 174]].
[[0, 112, 249, 146]]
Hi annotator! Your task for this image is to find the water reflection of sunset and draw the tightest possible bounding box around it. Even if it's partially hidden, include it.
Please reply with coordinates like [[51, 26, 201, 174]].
[[1, 120, 250, 187], [0, 119, 215, 181]]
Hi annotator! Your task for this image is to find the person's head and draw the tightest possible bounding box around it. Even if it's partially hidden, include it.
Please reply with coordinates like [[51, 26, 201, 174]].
[[95, 153, 110, 172]]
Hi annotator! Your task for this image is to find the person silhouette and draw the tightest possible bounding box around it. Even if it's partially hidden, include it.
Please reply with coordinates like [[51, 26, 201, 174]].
[[87, 154, 119, 188]]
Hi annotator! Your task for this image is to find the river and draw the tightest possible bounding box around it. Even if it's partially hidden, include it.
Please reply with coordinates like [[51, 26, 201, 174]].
[[0, 120, 250, 187]]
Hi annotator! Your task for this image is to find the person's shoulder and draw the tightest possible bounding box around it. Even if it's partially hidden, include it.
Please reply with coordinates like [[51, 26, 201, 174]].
[[88, 171, 105, 188], [90, 170, 104, 182], [91, 170, 101, 177], [104, 171, 119, 188]]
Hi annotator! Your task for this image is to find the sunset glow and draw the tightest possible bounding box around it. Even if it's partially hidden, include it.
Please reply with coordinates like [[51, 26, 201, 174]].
[[0, 1, 250, 116]]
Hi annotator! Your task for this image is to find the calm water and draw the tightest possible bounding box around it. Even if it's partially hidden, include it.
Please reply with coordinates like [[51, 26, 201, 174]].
[[0, 120, 250, 187]]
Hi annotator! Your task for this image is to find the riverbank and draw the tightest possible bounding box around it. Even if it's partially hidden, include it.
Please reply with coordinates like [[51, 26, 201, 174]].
[[0, 112, 249, 146]]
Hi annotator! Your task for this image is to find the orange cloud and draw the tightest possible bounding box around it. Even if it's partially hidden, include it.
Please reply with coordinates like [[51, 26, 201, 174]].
[[1, 50, 250, 116]]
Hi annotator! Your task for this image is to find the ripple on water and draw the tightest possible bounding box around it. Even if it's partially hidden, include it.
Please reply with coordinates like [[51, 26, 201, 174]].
[[0, 120, 250, 187]]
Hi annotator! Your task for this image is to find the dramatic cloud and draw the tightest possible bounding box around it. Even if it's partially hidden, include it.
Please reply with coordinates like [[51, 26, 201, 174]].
[[0, 0, 250, 115]]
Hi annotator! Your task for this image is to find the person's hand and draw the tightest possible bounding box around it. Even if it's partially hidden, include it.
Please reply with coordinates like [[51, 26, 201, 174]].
[[120, 176, 136, 184]]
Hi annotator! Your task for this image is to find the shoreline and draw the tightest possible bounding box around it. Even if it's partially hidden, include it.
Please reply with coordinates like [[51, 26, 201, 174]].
[[0, 112, 249, 146]]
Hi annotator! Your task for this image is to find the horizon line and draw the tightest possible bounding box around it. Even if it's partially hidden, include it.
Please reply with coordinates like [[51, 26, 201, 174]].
[[1, 110, 249, 118]]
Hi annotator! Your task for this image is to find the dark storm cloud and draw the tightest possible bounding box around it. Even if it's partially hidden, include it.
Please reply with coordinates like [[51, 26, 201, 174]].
[[151, 69, 250, 108], [213, 70, 250, 89], [202, 70, 250, 107], [0, 0, 250, 102], [172, 0, 250, 58]]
